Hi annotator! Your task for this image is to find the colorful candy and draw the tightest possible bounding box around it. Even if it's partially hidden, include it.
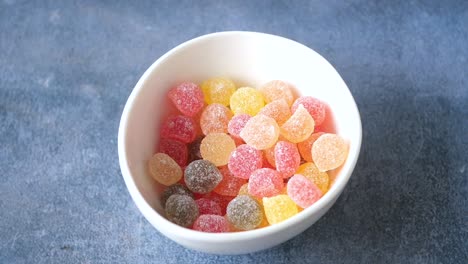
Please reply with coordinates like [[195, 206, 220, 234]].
[[226, 195, 263, 230], [158, 138, 188, 167], [165, 194, 199, 227], [184, 160, 222, 194], [227, 114, 251, 138], [148, 153, 182, 186], [287, 174, 322, 208], [280, 105, 315, 143], [297, 132, 324, 162], [200, 133, 236, 166], [168, 82, 204, 117], [258, 99, 291, 125], [161, 115, 197, 143], [248, 168, 283, 198], [228, 144, 263, 179], [263, 195, 298, 225], [259, 80, 295, 106], [291, 96, 326, 126], [214, 166, 247, 196], [274, 141, 300, 178], [201, 77, 236, 106], [312, 134, 348, 171], [297, 162, 329, 194], [230, 87, 264, 116], [240, 115, 279, 150], [161, 183, 193, 206], [195, 198, 222, 215], [200, 103, 233, 135], [193, 214, 230, 233]]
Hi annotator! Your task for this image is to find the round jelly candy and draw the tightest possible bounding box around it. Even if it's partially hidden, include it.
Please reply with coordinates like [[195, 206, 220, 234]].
[[274, 141, 300, 178], [240, 115, 279, 150], [287, 174, 322, 208], [201, 192, 234, 215], [228, 144, 263, 179], [161, 115, 197, 143], [188, 136, 204, 161], [259, 80, 295, 106], [248, 168, 283, 198], [195, 198, 222, 215], [297, 162, 329, 194], [230, 87, 264, 116], [184, 160, 222, 194], [200, 133, 236, 166], [258, 99, 291, 125], [280, 105, 315, 143], [227, 114, 251, 138], [158, 138, 188, 167], [312, 134, 348, 171], [201, 77, 236, 106], [200, 103, 233, 135], [168, 82, 204, 117], [193, 214, 230, 233], [148, 153, 182, 186], [297, 132, 324, 162], [291, 96, 326, 126], [214, 166, 247, 196], [226, 195, 263, 230], [263, 195, 298, 225], [165, 194, 199, 227], [161, 183, 193, 206]]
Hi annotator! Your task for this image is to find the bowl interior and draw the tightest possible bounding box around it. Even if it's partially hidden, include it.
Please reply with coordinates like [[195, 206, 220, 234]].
[[120, 32, 361, 237]]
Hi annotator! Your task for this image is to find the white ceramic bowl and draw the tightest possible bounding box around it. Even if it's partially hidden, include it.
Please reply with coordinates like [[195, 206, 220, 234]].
[[118, 31, 362, 255]]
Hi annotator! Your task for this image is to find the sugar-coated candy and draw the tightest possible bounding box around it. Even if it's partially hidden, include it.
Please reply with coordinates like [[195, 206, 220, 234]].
[[201, 78, 236, 106], [248, 168, 284, 198], [148, 153, 182, 186], [214, 166, 247, 196], [280, 105, 315, 143], [159, 138, 188, 167], [200, 104, 233, 135], [228, 144, 263, 179], [258, 99, 291, 125], [168, 82, 204, 117], [200, 133, 236, 166], [161, 183, 193, 206], [240, 115, 279, 150], [201, 192, 234, 215], [184, 160, 222, 194], [312, 134, 348, 171], [230, 87, 264, 116], [165, 194, 199, 227], [228, 114, 251, 138], [263, 147, 276, 168], [296, 162, 329, 194], [161, 115, 197, 143], [195, 198, 222, 215], [287, 174, 322, 208], [297, 132, 324, 162], [226, 195, 263, 230], [274, 141, 300, 178], [263, 195, 298, 225], [193, 214, 230, 233], [188, 136, 203, 161], [259, 80, 295, 106], [291, 96, 326, 126]]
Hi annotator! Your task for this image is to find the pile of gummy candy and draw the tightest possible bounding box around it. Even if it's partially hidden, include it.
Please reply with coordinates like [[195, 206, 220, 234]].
[[148, 78, 348, 232]]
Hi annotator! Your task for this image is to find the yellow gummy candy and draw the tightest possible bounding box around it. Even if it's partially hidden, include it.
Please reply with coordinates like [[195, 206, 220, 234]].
[[230, 87, 264, 116], [201, 77, 236, 106], [263, 195, 298, 225], [296, 162, 329, 194]]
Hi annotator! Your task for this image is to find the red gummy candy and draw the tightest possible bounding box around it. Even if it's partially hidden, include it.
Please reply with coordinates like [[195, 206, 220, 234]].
[[158, 138, 188, 167], [195, 198, 222, 215], [161, 115, 197, 143], [193, 214, 230, 233], [248, 168, 283, 198], [214, 166, 247, 196], [168, 82, 204, 117], [291, 96, 326, 126], [228, 144, 263, 179], [274, 141, 300, 178]]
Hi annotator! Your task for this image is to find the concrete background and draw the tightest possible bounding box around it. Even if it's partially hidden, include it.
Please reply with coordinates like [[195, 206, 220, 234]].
[[1, 0, 467, 263]]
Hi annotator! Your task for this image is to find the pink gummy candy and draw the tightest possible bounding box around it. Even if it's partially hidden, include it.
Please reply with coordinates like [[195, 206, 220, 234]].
[[291, 96, 326, 126], [195, 198, 222, 215], [168, 82, 205, 117], [274, 141, 300, 179], [287, 174, 322, 208], [228, 144, 263, 179], [161, 115, 197, 143], [193, 214, 230, 233], [158, 138, 188, 167], [248, 168, 284, 198], [227, 114, 251, 138]]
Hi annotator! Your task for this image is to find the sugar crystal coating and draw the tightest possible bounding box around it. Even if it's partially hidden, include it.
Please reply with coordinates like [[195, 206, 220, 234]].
[[248, 168, 284, 198], [228, 114, 251, 138], [168, 82, 204, 117], [161, 115, 197, 143], [312, 134, 348, 171], [291, 96, 326, 126], [200, 104, 233, 135], [148, 153, 182, 186], [287, 174, 322, 208], [184, 160, 222, 194], [195, 198, 222, 215], [161, 183, 193, 206], [201, 192, 234, 215], [226, 195, 263, 230], [263, 146, 276, 168], [263, 195, 298, 224], [201, 78, 236, 106], [258, 99, 291, 125], [230, 87, 264, 116], [228, 144, 263, 179], [159, 138, 188, 167], [165, 194, 199, 227], [240, 115, 279, 150], [274, 141, 300, 178], [280, 105, 315, 143], [193, 214, 230, 233], [297, 132, 324, 162], [200, 133, 236, 166], [297, 162, 329, 194], [214, 166, 247, 196], [259, 80, 295, 106]]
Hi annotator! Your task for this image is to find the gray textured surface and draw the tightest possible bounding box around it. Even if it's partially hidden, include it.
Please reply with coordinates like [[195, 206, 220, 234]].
[[1, 0, 467, 263]]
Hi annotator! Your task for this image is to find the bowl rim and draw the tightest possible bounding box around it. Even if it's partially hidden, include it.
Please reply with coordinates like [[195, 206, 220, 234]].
[[118, 31, 362, 242]]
